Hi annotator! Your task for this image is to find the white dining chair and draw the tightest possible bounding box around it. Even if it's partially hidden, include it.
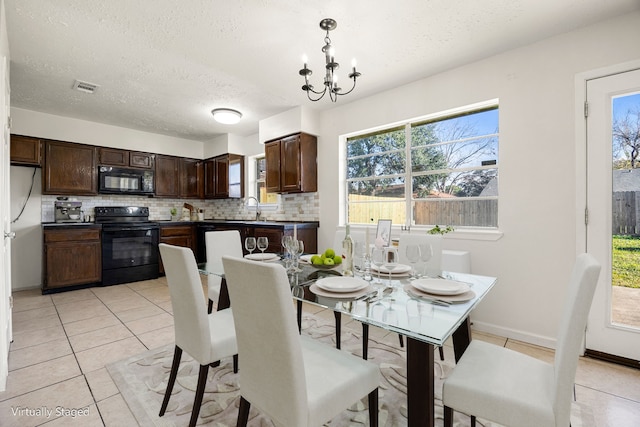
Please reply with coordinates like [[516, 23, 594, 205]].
[[442, 253, 601, 427], [205, 230, 243, 313], [222, 255, 380, 427], [158, 243, 238, 427]]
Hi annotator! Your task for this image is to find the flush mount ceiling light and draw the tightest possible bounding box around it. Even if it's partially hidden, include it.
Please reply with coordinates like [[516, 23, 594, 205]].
[[211, 108, 243, 124], [299, 18, 361, 102]]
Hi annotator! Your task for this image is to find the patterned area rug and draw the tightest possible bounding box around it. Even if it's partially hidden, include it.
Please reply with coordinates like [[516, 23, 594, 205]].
[[107, 314, 594, 426]]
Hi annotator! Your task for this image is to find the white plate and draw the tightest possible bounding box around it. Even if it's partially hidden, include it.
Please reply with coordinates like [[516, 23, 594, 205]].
[[300, 254, 314, 263], [244, 253, 279, 261], [371, 264, 412, 274], [315, 277, 369, 293], [410, 278, 470, 296]]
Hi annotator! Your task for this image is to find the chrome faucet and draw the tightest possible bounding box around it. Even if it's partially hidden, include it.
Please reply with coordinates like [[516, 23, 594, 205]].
[[245, 196, 262, 221]]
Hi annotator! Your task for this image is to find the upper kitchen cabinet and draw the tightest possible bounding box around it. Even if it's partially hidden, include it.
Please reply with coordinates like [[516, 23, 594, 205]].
[[155, 154, 180, 197], [180, 157, 203, 198], [99, 147, 154, 169], [264, 132, 317, 194], [10, 134, 42, 167], [155, 155, 203, 198], [43, 140, 98, 195], [204, 154, 244, 199]]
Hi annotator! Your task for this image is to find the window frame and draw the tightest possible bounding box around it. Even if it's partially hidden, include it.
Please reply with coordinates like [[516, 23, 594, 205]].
[[344, 100, 499, 231]]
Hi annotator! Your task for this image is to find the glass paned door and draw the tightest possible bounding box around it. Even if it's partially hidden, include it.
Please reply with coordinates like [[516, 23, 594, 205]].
[[586, 69, 640, 362]]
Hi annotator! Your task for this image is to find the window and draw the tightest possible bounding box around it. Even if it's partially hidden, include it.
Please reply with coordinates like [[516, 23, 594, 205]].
[[346, 104, 499, 228], [255, 156, 278, 205]]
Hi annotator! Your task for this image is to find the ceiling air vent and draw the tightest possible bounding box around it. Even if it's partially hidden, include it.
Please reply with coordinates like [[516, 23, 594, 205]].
[[72, 79, 99, 94]]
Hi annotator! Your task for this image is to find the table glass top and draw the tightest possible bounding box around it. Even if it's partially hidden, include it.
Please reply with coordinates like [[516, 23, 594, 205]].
[[199, 258, 497, 346]]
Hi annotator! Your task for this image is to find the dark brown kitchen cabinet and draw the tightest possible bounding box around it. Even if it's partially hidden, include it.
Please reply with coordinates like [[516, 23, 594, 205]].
[[10, 134, 43, 166], [43, 140, 98, 195], [156, 155, 202, 198], [43, 227, 101, 292], [99, 147, 155, 169], [180, 158, 203, 198], [251, 227, 284, 254], [159, 225, 196, 273], [204, 154, 244, 199], [155, 154, 180, 197], [264, 132, 317, 194]]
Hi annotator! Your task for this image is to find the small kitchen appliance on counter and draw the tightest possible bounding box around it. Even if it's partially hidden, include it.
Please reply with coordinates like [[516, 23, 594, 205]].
[[54, 201, 83, 223]]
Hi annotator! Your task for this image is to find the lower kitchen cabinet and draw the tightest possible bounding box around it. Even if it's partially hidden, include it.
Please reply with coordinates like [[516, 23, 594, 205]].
[[43, 227, 102, 293], [159, 224, 196, 273]]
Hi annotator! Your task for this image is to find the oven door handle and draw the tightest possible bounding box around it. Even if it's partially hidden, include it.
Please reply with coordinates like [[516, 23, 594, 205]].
[[103, 227, 158, 232]]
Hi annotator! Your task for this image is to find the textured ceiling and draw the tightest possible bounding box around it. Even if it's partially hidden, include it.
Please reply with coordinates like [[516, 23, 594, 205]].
[[5, 0, 640, 142]]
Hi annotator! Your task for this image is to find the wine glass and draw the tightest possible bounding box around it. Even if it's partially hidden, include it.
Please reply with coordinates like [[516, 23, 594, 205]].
[[371, 247, 385, 284], [405, 244, 421, 278], [293, 240, 304, 272], [383, 246, 399, 286], [281, 235, 293, 269], [245, 237, 256, 256], [419, 243, 433, 277], [256, 237, 269, 258]]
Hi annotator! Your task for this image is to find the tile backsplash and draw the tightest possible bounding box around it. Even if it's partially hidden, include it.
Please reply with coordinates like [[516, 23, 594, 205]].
[[42, 193, 319, 223]]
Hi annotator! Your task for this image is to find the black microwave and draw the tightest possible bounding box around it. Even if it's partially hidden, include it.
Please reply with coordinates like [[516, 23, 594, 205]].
[[98, 166, 154, 195]]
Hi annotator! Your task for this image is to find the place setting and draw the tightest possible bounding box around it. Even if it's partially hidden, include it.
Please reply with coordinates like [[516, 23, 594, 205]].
[[404, 276, 476, 305], [243, 236, 280, 261], [309, 275, 376, 300]]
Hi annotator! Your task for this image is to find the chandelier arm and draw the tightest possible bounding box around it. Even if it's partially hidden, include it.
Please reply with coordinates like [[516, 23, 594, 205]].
[[334, 78, 358, 96], [306, 87, 328, 102], [305, 85, 327, 96]]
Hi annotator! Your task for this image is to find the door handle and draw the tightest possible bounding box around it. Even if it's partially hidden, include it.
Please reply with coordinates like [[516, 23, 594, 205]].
[[4, 231, 16, 239]]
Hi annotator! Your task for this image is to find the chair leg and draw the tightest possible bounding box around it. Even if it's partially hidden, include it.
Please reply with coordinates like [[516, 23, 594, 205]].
[[233, 354, 239, 373], [398, 334, 404, 347], [362, 323, 369, 360], [443, 405, 454, 427], [159, 345, 182, 416], [188, 364, 209, 427], [368, 388, 379, 427], [207, 298, 214, 314], [471, 415, 476, 426], [334, 311, 341, 349], [439, 345, 445, 361], [237, 396, 251, 427]]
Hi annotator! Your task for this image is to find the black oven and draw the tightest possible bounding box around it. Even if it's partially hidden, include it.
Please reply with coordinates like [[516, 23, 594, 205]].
[[96, 207, 159, 286]]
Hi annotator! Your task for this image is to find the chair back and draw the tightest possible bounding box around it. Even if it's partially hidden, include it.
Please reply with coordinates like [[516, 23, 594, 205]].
[[552, 253, 600, 427], [222, 256, 308, 427], [205, 230, 244, 272], [398, 234, 442, 275], [158, 243, 212, 364]]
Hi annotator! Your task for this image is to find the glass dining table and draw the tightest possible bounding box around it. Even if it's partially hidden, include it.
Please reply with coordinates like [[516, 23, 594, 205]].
[[199, 258, 497, 427]]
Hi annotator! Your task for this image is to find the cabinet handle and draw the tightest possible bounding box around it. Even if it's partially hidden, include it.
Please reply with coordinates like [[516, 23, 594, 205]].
[[4, 231, 16, 240]]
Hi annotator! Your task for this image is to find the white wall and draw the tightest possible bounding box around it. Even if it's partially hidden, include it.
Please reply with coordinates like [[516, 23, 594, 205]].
[[9, 167, 41, 290], [10, 108, 205, 158], [317, 11, 640, 347]]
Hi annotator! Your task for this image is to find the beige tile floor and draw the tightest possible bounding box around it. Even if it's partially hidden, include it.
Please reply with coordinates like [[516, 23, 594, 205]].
[[1, 277, 639, 426]]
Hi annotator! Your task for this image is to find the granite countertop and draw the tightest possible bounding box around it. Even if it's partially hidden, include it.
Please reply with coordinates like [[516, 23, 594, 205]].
[[42, 222, 102, 228], [42, 219, 319, 228]]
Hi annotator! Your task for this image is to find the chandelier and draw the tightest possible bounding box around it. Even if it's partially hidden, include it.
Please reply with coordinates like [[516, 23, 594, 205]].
[[299, 18, 361, 102]]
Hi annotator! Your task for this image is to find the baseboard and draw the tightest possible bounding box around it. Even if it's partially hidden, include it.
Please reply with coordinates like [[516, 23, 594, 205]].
[[471, 319, 557, 350]]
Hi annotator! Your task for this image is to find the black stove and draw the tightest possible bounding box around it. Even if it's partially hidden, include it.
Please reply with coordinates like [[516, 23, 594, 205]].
[[95, 206, 153, 225], [96, 206, 160, 286]]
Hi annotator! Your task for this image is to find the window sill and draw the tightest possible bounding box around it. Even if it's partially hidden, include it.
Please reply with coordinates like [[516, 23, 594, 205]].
[[444, 228, 503, 241]]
